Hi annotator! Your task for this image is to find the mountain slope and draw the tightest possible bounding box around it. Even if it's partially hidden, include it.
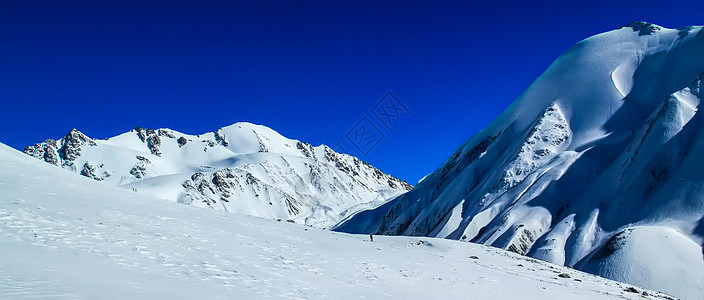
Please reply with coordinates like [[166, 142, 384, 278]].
[[0, 143, 672, 299], [24, 122, 411, 228], [336, 22, 704, 299]]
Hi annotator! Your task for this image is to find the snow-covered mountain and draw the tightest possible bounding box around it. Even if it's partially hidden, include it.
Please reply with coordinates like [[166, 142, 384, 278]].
[[0, 142, 672, 299], [24, 122, 411, 228], [336, 22, 704, 299]]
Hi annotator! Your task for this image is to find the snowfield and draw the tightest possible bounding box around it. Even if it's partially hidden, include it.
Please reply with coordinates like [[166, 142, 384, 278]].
[[337, 22, 704, 299], [0, 143, 672, 299]]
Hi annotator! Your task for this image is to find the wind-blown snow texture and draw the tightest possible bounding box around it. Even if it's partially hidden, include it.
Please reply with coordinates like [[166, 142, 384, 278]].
[[337, 22, 704, 299], [24, 122, 411, 228], [0, 143, 672, 299]]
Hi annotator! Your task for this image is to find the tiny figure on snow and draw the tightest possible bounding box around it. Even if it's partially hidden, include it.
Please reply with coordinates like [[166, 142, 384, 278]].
[[369, 234, 374, 242]]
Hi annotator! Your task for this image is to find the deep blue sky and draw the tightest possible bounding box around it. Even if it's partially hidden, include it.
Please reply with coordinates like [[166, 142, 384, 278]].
[[1, 1, 703, 183]]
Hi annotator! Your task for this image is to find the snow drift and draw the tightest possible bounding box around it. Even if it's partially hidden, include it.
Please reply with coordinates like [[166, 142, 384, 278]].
[[336, 22, 704, 299]]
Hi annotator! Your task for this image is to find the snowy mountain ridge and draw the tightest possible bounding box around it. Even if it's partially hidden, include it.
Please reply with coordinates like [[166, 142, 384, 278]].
[[0, 142, 674, 299], [24, 122, 411, 228], [337, 22, 704, 299]]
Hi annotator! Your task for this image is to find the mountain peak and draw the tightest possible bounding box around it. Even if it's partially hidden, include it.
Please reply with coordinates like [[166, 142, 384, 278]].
[[337, 24, 704, 299], [621, 21, 664, 34], [24, 123, 410, 228]]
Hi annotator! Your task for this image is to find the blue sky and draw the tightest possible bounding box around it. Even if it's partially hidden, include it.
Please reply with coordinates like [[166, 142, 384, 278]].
[[2, 1, 703, 183]]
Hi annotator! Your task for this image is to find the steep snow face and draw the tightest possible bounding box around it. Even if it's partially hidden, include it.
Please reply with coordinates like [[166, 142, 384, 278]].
[[337, 22, 704, 299], [24, 122, 411, 228], [0, 143, 674, 299]]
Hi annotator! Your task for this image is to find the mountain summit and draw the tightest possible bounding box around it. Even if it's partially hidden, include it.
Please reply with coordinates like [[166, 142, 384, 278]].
[[25, 122, 411, 228], [337, 22, 704, 299]]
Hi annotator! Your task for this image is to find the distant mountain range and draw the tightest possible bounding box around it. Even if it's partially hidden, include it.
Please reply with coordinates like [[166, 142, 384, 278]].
[[336, 22, 704, 299], [24, 122, 411, 228]]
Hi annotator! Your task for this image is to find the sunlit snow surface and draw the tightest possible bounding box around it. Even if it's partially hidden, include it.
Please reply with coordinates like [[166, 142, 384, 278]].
[[23, 122, 410, 229], [0, 144, 671, 299], [338, 23, 704, 299]]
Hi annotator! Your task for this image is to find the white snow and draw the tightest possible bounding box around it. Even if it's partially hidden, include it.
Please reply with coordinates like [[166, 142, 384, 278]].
[[612, 60, 637, 97], [580, 226, 704, 300], [338, 22, 704, 299], [0, 143, 670, 299], [23, 122, 411, 228]]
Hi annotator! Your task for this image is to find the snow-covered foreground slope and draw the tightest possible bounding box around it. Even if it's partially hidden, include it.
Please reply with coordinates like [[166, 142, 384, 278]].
[[0, 143, 672, 299], [337, 22, 704, 299], [23, 122, 411, 228]]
